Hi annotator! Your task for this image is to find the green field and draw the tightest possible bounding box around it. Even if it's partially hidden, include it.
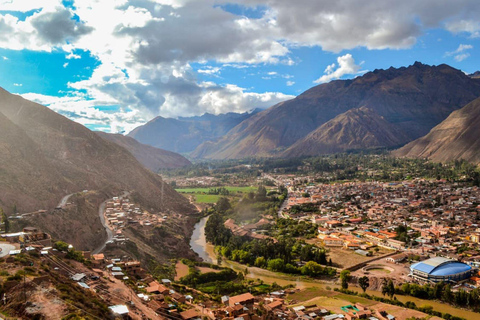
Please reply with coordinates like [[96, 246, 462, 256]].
[[194, 194, 222, 203], [175, 186, 257, 194], [176, 186, 258, 204]]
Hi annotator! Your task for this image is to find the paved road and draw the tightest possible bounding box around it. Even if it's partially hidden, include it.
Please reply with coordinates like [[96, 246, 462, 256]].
[[92, 191, 129, 254], [57, 192, 76, 208]]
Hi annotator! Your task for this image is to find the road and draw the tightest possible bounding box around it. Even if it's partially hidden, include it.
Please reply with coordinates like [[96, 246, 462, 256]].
[[92, 191, 129, 254], [57, 192, 76, 209]]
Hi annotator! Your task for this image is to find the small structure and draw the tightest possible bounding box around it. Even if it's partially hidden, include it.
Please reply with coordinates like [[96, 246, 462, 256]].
[[109, 305, 129, 319]]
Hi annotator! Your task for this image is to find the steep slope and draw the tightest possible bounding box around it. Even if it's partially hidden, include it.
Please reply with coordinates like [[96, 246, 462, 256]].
[[192, 62, 480, 159], [0, 86, 194, 214], [282, 107, 409, 157], [96, 132, 191, 172], [393, 97, 480, 164], [128, 109, 260, 153]]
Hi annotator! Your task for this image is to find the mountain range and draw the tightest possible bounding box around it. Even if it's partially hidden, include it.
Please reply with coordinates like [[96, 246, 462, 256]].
[[393, 96, 480, 164], [0, 87, 193, 214], [188, 62, 480, 159], [96, 132, 191, 172], [128, 109, 261, 154]]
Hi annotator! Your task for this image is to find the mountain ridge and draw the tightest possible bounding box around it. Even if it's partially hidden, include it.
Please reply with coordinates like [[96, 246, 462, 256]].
[[96, 131, 191, 172], [128, 108, 261, 153], [191, 62, 480, 159], [282, 107, 410, 157], [393, 96, 480, 164]]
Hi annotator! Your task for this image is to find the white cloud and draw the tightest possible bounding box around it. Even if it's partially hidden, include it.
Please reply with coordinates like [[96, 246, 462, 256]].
[[13, 83, 22, 86], [286, 81, 295, 86], [314, 54, 361, 84], [197, 67, 221, 75], [66, 52, 81, 59], [1, 56, 7, 60], [454, 53, 470, 62], [2, 0, 480, 131], [445, 44, 474, 61]]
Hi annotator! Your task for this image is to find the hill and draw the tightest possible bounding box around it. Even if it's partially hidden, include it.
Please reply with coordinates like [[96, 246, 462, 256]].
[[393, 97, 480, 164], [0, 86, 194, 214], [96, 132, 191, 172], [282, 107, 409, 157], [192, 62, 480, 159], [128, 109, 260, 153]]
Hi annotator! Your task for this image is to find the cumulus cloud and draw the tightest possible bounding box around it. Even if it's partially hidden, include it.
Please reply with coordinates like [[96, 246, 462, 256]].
[[2, 0, 480, 132], [286, 81, 295, 86], [314, 54, 361, 84]]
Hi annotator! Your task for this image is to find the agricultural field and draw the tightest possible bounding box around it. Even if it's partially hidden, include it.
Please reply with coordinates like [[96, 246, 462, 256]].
[[175, 186, 258, 203]]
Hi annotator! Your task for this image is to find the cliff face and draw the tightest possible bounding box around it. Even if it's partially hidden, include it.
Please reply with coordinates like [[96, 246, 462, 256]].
[[192, 62, 480, 159], [393, 97, 480, 164]]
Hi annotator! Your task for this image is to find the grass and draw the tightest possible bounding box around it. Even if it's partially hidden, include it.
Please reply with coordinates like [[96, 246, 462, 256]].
[[194, 194, 222, 203], [175, 186, 258, 203], [175, 186, 257, 194]]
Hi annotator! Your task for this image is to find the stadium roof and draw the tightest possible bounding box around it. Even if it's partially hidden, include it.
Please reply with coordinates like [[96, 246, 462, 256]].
[[411, 257, 471, 276]]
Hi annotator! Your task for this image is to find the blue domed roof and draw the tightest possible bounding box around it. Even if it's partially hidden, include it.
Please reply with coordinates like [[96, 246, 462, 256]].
[[430, 262, 471, 276], [410, 257, 471, 276]]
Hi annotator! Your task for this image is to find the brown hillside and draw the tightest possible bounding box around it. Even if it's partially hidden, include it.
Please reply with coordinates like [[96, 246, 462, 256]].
[[192, 62, 480, 159], [282, 107, 409, 157], [96, 132, 191, 172], [0, 87, 194, 214], [393, 97, 480, 164]]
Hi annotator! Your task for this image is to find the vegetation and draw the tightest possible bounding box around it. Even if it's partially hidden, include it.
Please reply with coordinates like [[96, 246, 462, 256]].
[[358, 276, 369, 293], [1, 208, 9, 233], [340, 270, 351, 289], [204, 190, 336, 278]]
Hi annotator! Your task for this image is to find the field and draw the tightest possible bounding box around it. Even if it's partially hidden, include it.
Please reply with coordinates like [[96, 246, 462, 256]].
[[176, 186, 257, 194], [175, 186, 258, 203]]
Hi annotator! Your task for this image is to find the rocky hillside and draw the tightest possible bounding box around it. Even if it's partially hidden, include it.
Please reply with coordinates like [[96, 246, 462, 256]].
[[282, 107, 409, 157], [0, 86, 194, 214], [393, 97, 480, 164], [192, 62, 480, 159], [96, 132, 191, 172], [128, 109, 260, 153]]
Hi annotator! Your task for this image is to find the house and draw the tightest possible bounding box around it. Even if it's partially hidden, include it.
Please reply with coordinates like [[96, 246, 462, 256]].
[[228, 292, 255, 307], [385, 253, 407, 263], [324, 237, 343, 247], [180, 309, 201, 320]]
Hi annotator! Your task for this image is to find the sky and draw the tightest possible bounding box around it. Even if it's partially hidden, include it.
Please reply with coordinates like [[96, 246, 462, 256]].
[[0, 0, 479, 133]]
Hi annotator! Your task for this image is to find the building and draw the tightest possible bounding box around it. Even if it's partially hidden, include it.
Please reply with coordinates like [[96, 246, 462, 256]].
[[228, 292, 255, 307], [410, 257, 473, 283]]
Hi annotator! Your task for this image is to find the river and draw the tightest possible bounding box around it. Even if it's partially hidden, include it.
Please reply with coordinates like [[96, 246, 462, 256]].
[[189, 216, 480, 320]]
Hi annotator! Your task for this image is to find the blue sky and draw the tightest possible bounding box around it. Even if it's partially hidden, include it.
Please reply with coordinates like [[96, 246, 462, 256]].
[[0, 0, 479, 133]]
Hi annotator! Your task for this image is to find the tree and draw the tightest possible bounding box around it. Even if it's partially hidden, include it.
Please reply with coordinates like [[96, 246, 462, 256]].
[[381, 278, 389, 296], [215, 197, 231, 214], [1, 208, 9, 233], [358, 276, 369, 293], [340, 270, 351, 289], [301, 261, 324, 277], [387, 279, 395, 298], [256, 186, 267, 200]]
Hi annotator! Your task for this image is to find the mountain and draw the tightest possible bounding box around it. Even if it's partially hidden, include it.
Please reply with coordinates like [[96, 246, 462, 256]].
[[393, 97, 480, 164], [192, 62, 480, 159], [96, 132, 191, 172], [127, 109, 261, 153], [470, 71, 480, 79], [282, 107, 409, 157], [0, 86, 194, 214]]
